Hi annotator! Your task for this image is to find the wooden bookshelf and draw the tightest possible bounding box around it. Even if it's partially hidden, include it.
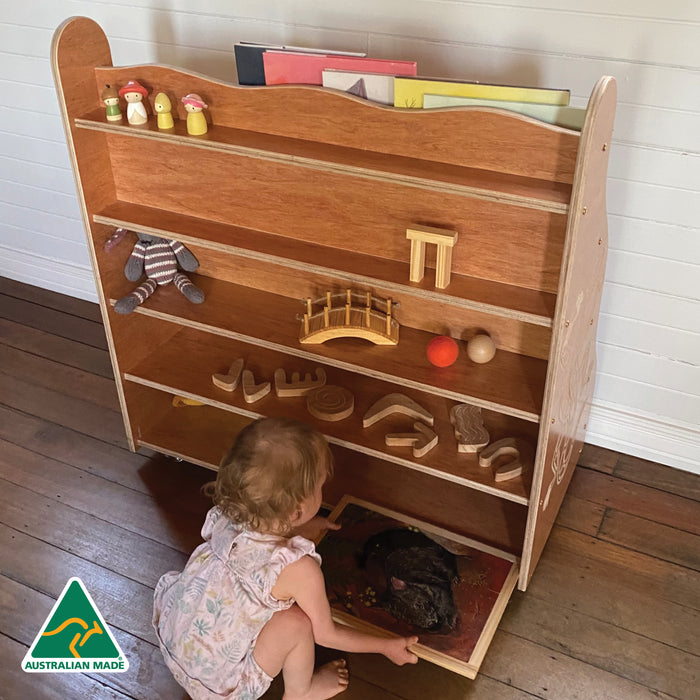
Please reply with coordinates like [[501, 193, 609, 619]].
[[52, 14, 616, 611]]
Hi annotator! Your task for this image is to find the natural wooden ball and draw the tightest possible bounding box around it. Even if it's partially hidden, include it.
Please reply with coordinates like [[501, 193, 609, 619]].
[[467, 334, 496, 364], [426, 335, 459, 367]]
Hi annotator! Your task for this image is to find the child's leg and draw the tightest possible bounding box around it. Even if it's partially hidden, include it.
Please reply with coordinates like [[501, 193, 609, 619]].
[[254, 605, 349, 700]]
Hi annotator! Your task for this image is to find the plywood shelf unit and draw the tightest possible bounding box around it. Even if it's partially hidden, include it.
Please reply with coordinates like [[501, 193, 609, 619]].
[[53, 16, 616, 594]]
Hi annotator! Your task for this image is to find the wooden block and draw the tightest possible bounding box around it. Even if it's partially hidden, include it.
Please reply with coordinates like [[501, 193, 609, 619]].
[[212, 358, 244, 392], [494, 460, 523, 482], [478, 437, 519, 467], [479, 437, 525, 483], [450, 404, 490, 453], [306, 385, 354, 421], [274, 367, 327, 397], [385, 421, 438, 458], [241, 369, 271, 404], [363, 392, 434, 428]]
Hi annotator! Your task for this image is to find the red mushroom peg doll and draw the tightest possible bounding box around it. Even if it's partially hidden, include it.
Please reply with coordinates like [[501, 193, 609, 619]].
[[101, 84, 122, 121], [181, 93, 208, 135], [119, 80, 149, 125]]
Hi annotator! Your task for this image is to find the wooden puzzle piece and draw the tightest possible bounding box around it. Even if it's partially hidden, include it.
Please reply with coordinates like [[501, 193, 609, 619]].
[[241, 369, 271, 404], [212, 358, 245, 392], [385, 421, 438, 458], [363, 393, 434, 428], [306, 385, 354, 421], [450, 404, 490, 452], [274, 367, 327, 397], [478, 437, 523, 482]]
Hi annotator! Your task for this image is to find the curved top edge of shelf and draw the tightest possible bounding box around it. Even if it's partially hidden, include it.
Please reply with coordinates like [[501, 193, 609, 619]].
[[95, 61, 574, 127]]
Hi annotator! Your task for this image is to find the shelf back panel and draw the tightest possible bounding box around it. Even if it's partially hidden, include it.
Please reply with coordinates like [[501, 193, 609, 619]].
[[107, 136, 567, 295]]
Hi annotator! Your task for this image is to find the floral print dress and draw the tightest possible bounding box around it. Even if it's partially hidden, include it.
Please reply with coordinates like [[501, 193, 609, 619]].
[[153, 507, 321, 700]]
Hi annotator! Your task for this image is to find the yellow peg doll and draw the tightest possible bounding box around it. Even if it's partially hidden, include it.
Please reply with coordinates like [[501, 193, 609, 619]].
[[181, 93, 208, 135], [154, 93, 174, 130]]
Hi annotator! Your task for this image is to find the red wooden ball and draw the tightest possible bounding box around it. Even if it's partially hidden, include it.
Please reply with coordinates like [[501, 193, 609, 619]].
[[426, 335, 459, 367]]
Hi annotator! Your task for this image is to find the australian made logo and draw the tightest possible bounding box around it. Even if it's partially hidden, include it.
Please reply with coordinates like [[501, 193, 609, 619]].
[[22, 577, 128, 673]]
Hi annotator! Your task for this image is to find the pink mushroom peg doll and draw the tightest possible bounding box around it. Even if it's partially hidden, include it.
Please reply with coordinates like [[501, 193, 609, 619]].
[[119, 80, 149, 125], [154, 92, 174, 130], [101, 84, 122, 121], [181, 93, 208, 135]]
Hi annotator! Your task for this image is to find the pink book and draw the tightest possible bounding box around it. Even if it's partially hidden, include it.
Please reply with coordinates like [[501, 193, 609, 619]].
[[263, 51, 417, 86]]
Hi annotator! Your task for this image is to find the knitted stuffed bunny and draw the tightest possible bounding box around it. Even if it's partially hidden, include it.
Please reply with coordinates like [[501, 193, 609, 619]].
[[114, 233, 205, 314]]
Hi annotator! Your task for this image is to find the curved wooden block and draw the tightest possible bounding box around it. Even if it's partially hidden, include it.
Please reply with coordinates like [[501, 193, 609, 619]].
[[274, 366, 327, 397], [385, 421, 438, 458], [212, 358, 244, 392], [478, 437, 519, 468], [242, 369, 271, 404], [363, 393, 434, 428], [306, 385, 354, 421], [450, 404, 490, 453]]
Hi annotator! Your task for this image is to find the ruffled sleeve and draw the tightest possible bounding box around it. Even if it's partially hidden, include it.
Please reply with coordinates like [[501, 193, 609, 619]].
[[260, 535, 322, 610]]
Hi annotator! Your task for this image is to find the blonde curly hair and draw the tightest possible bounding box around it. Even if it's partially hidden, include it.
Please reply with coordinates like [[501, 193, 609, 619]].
[[205, 417, 333, 534]]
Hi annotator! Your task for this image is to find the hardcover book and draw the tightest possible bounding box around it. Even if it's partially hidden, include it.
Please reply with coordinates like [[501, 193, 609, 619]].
[[263, 52, 417, 86], [423, 94, 585, 130], [235, 42, 366, 86], [322, 69, 396, 105], [394, 76, 570, 109]]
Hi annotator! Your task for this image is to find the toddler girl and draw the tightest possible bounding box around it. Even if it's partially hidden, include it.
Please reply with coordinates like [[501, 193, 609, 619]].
[[153, 417, 418, 700]]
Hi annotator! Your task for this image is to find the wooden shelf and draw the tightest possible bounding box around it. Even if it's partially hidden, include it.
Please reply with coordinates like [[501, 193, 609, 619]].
[[122, 325, 535, 504], [76, 110, 572, 214], [94, 202, 556, 326], [109, 277, 546, 423], [124, 382, 527, 555]]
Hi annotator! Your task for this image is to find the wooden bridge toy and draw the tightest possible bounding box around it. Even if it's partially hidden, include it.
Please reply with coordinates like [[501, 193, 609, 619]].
[[299, 289, 399, 345]]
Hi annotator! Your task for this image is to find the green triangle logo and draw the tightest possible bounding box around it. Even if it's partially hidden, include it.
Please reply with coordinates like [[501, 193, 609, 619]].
[[22, 578, 128, 673]]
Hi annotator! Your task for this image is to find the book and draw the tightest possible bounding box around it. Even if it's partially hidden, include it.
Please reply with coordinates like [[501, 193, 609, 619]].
[[423, 94, 585, 130], [263, 51, 417, 86], [234, 42, 366, 86], [322, 69, 396, 105], [394, 76, 570, 109]]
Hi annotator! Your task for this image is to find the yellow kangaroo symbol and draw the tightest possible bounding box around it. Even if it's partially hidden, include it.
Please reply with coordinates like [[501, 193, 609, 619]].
[[42, 617, 103, 658]]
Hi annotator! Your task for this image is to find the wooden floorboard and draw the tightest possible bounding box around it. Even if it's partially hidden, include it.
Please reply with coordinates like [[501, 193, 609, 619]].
[[1, 279, 698, 700]]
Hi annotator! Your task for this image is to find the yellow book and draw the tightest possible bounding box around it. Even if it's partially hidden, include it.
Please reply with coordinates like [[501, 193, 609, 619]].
[[394, 77, 570, 109]]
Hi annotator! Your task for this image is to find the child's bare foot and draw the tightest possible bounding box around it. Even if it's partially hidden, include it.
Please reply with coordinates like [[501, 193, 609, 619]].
[[284, 659, 349, 700]]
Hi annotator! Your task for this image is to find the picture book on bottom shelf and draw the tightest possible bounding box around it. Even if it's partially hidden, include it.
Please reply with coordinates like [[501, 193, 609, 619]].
[[316, 496, 519, 678]]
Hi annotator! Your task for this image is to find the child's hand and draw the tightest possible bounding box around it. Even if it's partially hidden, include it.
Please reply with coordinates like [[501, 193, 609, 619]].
[[292, 515, 341, 542], [383, 636, 419, 666]]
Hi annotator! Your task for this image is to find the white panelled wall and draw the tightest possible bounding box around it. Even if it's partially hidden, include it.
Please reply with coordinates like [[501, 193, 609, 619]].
[[1, 2, 698, 472]]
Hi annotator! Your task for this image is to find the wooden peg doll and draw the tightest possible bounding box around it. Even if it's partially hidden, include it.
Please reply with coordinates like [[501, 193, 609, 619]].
[[101, 84, 122, 121], [119, 80, 149, 125], [181, 93, 208, 135], [154, 92, 174, 130]]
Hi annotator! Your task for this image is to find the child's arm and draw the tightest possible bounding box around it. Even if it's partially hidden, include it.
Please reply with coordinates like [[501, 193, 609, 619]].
[[272, 555, 418, 666]]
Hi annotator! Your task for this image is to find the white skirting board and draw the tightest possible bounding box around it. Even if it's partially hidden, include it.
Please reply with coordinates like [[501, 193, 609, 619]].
[[586, 400, 700, 474], [1, 249, 697, 474], [1, 246, 98, 303]]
